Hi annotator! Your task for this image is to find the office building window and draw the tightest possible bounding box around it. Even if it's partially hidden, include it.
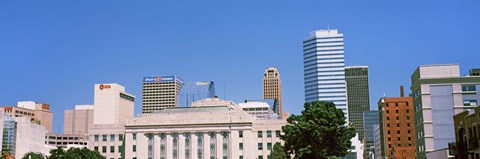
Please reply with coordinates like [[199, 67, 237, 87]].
[[161, 133, 167, 159], [94, 146, 98, 151], [464, 100, 478, 106], [267, 143, 272, 150], [94, 135, 99, 142], [258, 143, 263, 150], [239, 143, 243, 150], [196, 132, 203, 159], [387, 117, 390, 120], [119, 134, 123, 141], [110, 146, 114, 153], [110, 134, 115, 141], [396, 110, 399, 113], [102, 146, 106, 153], [462, 85, 476, 92], [267, 130, 272, 138], [239, 131, 243, 138], [275, 130, 281, 137], [102, 134, 107, 141], [396, 117, 399, 120], [240, 156, 243, 159], [259, 155, 264, 159], [209, 132, 216, 159], [133, 145, 136, 152], [133, 133, 137, 140], [395, 103, 398, 107], [258, 131, 263, 138]]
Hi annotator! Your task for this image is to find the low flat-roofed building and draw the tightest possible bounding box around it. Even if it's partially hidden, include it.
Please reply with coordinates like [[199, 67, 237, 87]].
[[124, 98, 287, 159], [45, 133, 88, 148]]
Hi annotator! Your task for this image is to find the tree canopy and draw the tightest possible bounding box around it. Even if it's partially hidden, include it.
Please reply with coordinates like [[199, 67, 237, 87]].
[[270, 142, 288, 159], [22, 152, 45, 159], [281, 101, 356, 159]]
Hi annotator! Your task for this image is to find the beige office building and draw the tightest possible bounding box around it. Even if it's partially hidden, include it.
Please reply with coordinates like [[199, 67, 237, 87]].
[[0, 101, 53, 132], [142, 76, 184, 113], [0, 115, 49, 158], [88, 83, 135, 159], [64, 105, 94, 135], [124, 98, 286, 159], [262, 67, 283, 117]]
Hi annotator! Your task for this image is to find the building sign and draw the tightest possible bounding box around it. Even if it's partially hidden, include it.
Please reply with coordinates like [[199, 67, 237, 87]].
[[143, 76, 176, 83], [41, 104, 50, 110], [99, 84, 111, 90]]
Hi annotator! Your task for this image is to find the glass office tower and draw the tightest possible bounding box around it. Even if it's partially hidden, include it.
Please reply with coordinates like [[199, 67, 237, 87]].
[[346, 66, 370, 141], [178, 81, 215, 107], [303, 29, 348, 120]]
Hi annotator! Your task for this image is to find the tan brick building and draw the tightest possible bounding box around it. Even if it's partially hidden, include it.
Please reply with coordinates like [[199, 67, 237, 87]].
[[0, 101, 53, 133]]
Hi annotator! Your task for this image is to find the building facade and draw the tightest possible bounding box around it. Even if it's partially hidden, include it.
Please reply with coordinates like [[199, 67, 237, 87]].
[[373, 124, 382, 159], [142, 76, 184, 113], [0, 101, 53, 132], [88, 83, 135, 159], [64, 105, 93, 135], [303, 29, 348, 120], [263, 67, 283, 117], [453, 106, 480, 159], [238, 100, 277, 119], [346, 66, 370, 141], [124, 98, 286, 159], [411, 64, 480, 159], [0, 115, 49, 158], [363, 111, 379, 159], [178, 81, 215, 107], [378, 88, 416, 159], [45, 133, 88, 148]]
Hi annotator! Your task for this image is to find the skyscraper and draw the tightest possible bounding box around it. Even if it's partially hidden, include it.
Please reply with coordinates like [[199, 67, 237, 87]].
[[142, 76, 184, 113], [346, 66, 370, 141], [263, 67, 282, 116], [410, 64, 480, 159], [303, 29, 347, 120], [178, 81, 215, 107]]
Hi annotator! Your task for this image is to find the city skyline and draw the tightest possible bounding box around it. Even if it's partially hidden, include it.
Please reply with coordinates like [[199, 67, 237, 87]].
[[1, 1, 479, 133]]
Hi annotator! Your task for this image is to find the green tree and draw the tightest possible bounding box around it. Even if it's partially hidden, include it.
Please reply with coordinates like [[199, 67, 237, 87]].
[[270, 142, 287, 159], [281, 101, 356, 159], [22, 152, 46, 159], [46, 147, 105, 159]]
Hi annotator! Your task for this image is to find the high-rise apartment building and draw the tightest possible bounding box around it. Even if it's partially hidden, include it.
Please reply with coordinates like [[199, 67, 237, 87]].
[[346, 66, 370, 141], [142, 76, 184, 113], [411, 64, 480, 159], [89, 83, 135, 159], [0, 101, 53, 132], [263, 67, 283, 116], [178, 81, 215, 107], [363, 111, 379, 159], [378, 87, 416, 159], [64, 105, 94, 135], [303, 29, 348, 120]]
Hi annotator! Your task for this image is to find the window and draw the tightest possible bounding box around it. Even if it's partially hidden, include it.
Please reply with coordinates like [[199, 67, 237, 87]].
[[397, 124, 400, 127], [110, 134, 115, 141], [464, 100, 478, 106], [407, 116, 410, 120], [398, 137, 401, 141], [396, 110, 399, 113], [407, 123, 411, 127], [133, 133, 137, 140], [119, 146, 123, 152], [386, 110, 389, 114], [395, 103, 398, 107], [387, 124, 390, 127], [94, 146, 99, 151], [239, 131, 243, 138], [258, 156, 264, 159], [102, 134, 107, 141], [258, 143, 263, 150], [406, 102, 409, 106], [388, 138, 391, 141], [267, 143, 272, 150], [406, 109, 410, 113], [133, 145, 136, 152], [267, 131, 272, 138], [396, 117, 399, 120], [388, 131, 391, 134], [239, 156, 243, 159], [239, 143, 243, 150], [119, 134, 123, 141], [408, 137, 412, 141], [102, 146, 107, 153], [110, 146, 114, 153], [275, 130, 281, 137], [397, 130, 400, 134], [386, 103, 389, 107], [258, 131, 263, 138], [387, 117, 390, 120], [408, 130, 411, 134], [462, 85, 476, 92], [94, 135, 99, 142]]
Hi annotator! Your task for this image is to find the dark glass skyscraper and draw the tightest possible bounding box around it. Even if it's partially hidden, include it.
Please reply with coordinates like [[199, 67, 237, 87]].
[[178, 81, 215, 107], [345, 66, 370, 141]]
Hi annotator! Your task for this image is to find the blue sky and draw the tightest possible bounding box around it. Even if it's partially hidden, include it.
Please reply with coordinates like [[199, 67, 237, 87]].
[[1, 1, 479, 133]]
